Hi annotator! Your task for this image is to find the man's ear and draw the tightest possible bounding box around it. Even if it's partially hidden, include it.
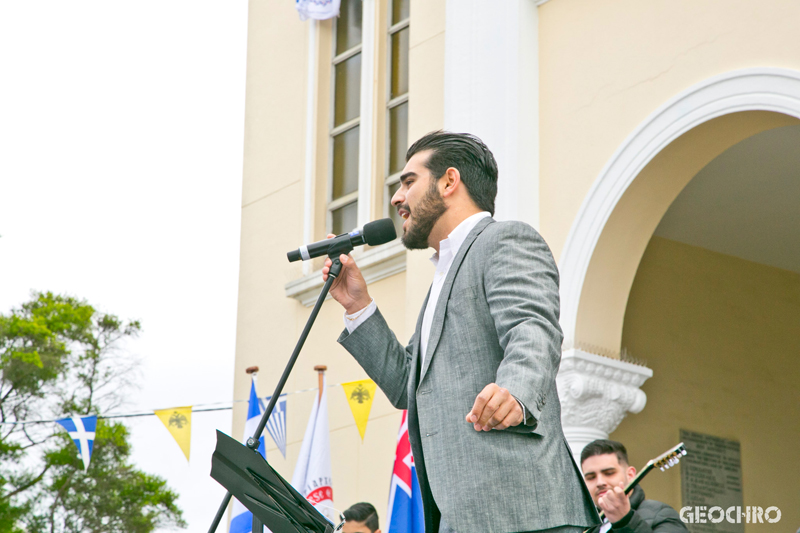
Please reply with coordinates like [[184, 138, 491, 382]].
[[439, 167, 461, 198], [626, 465, 637, 482]]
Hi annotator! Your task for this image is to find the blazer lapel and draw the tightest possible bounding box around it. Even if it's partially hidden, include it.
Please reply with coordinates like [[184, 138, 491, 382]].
[[419, 217, 494, 383]]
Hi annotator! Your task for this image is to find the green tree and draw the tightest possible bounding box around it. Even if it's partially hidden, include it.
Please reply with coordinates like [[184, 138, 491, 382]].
[[0, 292, 185, 532]]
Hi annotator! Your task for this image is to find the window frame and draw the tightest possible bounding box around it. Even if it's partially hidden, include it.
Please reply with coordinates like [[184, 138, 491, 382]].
[[327, 3, 364, 235], [383, 3, 410, 225]]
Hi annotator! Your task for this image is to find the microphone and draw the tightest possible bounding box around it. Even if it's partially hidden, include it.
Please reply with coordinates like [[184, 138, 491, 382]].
[[287, 218, 397, 262]]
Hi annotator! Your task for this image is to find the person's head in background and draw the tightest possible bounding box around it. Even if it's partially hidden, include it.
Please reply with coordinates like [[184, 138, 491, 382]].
[[342, 502, 381, 533], [580, 439, 636, 506]]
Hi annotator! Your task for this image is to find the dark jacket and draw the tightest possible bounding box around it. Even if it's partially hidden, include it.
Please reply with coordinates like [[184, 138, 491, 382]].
[[588, 485, 688, 533]]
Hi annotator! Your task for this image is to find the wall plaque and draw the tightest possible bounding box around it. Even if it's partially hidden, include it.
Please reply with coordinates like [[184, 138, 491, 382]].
[[680, 429, 744, 533]]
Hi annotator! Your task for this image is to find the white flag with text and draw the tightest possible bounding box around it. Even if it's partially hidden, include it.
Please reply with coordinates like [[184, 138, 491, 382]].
[[291, 377, 335, 523]]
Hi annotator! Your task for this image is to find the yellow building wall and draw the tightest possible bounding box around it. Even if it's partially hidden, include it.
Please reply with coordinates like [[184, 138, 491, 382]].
[[233, 0, 446, 524], [616, 236, 800, 531], [538, 0, 800, 259], [235, 0, 800, 526]]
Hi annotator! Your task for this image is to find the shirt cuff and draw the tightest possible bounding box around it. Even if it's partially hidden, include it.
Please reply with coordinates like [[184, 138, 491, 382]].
[[512, 395, 535, 426], [343, 299, 377, 333]]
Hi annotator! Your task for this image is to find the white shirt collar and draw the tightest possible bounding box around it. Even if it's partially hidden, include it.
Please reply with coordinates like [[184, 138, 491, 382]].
[[430, 211, 491, 268]]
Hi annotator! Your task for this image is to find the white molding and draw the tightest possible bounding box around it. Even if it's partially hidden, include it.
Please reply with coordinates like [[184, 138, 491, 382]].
[[444, 0, 540, 229], [285, 240, 407, 306], [357, 0, 376, 229], [302, 20, 318, 276], [557, 348, 653, 461], [558, 68, 800, 350]]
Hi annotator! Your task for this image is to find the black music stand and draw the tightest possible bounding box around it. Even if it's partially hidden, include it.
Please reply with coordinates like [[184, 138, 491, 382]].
[[210, 431, 337, 533]]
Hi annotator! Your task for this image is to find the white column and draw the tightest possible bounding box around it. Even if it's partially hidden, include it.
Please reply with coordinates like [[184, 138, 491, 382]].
[[302, 20, 318, 275], [357, 0, 376, 229], [557, 349, 653, 463], [443, 0, 540, 228]]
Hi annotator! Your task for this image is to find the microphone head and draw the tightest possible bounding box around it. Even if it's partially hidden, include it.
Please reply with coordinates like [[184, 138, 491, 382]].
[[362, 218, 397, 246]]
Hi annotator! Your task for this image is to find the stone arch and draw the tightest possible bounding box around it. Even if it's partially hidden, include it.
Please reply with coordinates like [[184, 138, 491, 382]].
[[558, 68, 800, 356]]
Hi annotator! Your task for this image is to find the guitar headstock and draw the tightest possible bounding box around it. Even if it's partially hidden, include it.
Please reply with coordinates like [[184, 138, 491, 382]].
[[650, 442, 687, 471]]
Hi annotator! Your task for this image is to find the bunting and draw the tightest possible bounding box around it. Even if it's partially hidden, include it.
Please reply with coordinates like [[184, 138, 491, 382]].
[[55, 416, 97, 471], [341, 379, 377, 440], [154, 406, 192, 461]]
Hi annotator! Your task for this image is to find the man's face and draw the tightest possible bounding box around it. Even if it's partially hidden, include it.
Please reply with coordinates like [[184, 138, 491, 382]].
[[391, 150, 448, 250], [581, 453, 636, 506], [342, 520, 379, 533]]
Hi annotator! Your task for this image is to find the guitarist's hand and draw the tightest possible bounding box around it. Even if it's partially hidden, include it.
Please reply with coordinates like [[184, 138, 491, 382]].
[[597, 482, 631, 524]]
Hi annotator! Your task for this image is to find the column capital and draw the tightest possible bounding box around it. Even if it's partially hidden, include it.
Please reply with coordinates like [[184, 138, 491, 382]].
[[558, 348, 653, 460]]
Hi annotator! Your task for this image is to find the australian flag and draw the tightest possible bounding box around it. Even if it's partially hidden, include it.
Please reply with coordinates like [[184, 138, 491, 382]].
[[385, 411, 424, 533]]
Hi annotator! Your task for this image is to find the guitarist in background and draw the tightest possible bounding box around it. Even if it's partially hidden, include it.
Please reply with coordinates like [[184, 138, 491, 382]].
[[580, 440, 688, 533]]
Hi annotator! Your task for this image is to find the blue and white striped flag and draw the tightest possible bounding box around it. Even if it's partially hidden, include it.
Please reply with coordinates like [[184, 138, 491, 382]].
[[55, 416, 97, 471], [230, 378, 267, 533], [262, 393, 287, 459]]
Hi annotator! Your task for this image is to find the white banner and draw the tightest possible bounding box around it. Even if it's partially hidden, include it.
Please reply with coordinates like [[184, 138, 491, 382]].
[[291, 376, 335, 523]]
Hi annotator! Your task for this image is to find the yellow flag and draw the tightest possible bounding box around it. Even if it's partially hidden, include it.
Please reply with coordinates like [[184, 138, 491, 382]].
[[154, 406, 192, 461], [342, 379, 377, 441]]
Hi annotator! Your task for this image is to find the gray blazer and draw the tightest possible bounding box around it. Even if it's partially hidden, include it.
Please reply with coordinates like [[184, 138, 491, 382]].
[[338, 217, 599, 532]]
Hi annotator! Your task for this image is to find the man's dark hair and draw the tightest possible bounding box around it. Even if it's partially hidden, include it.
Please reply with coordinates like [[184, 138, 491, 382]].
[[580, 439, 630, 466], [343, 502, 379, 532], [406, 130, 499, 215]]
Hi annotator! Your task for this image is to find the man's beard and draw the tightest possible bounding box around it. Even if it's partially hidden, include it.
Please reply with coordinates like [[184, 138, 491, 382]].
[[400, 180, 448, 250]]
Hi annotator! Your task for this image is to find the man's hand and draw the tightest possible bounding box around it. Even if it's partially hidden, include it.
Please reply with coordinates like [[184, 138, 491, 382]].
[[321, 235, 372, 314], [597, 482, 631, 524], [465, 383, 524, 431]]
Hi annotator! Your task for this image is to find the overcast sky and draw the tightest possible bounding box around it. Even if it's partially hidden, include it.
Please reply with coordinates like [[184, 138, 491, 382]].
[[0, 1, 250, 530]]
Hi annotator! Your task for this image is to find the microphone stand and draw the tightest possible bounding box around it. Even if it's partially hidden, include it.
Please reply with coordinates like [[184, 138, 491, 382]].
[[207, 242, 351, 533]]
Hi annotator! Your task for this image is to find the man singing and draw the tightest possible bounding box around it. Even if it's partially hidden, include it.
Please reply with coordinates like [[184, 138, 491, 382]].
[[322, 131, 598, 533]]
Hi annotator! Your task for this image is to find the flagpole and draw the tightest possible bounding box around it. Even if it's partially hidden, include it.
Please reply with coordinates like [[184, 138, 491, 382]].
[[314, 365, 327, 402], [207, 256, 346, 533]]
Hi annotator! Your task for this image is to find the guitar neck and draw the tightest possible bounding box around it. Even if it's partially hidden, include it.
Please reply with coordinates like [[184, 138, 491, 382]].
[[624, 462, 654, 495]]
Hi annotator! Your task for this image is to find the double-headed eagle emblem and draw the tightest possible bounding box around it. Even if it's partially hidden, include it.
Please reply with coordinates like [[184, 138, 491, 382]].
[[349, 384, 372, 404], [168, 411, 188, 429]]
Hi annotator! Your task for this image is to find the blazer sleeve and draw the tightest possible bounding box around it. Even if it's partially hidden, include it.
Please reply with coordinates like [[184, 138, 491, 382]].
[[483, 222, 563, 431], [337, 308, 413, 410]]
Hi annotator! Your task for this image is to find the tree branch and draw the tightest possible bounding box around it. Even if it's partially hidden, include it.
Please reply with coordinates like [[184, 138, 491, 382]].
[[3, 464, 51, 500]]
